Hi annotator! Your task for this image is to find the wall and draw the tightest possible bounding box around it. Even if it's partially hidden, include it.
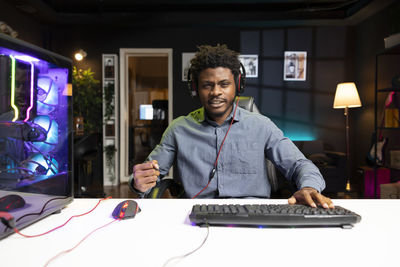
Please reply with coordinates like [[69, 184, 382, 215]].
[[239, 27, 352, 153], [50, 26, 240, 119], [354, 2, 400, 178], [2, 1, 398, 192], [0, 0, 46, 47]]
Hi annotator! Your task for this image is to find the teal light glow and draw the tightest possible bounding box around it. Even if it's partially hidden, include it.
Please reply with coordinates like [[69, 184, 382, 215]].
[[24, 153, 59, 176], [286, 134, 315, 141], [32, 115, 59, 152], [284, 122, 315, 141]]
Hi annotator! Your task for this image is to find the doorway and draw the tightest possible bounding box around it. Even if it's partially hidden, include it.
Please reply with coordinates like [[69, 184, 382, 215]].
[[119, 49, 173, 183]]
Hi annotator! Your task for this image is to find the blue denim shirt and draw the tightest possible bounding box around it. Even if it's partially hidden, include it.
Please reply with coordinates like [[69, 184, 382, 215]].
[[144, 105, 325, 198]]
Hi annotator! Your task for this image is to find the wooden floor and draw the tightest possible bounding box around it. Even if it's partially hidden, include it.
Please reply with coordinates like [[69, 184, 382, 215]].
[[103, 183, 139, 199]]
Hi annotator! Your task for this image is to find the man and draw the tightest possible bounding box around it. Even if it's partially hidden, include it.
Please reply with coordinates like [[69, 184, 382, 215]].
[[131, 44, 334, 208]]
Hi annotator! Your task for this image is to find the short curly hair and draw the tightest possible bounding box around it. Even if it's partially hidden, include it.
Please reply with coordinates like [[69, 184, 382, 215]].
[[189, 44, 241, 85]]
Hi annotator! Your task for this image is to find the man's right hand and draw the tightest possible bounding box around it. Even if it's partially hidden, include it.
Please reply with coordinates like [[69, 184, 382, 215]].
[[132, 160, 160, 193]]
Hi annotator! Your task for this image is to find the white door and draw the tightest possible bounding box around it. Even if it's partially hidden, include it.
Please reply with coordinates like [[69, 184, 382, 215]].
[[119, 48, 173, 183]]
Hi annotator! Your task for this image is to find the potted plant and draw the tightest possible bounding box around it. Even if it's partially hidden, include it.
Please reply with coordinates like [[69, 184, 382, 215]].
[[72, 66, 102, 134]]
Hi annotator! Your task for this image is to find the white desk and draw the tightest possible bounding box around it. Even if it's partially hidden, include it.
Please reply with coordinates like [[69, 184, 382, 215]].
[[1, 198, 399, 267]]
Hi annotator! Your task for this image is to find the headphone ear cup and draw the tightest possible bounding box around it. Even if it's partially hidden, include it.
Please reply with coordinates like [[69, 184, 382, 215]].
[[237, 63, 246, 95], [235, 74, 241, 95], [191, 81, 197, 97]]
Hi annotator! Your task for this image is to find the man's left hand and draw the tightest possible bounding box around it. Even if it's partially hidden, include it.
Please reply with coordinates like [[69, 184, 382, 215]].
[[288, 187, 334, 209]]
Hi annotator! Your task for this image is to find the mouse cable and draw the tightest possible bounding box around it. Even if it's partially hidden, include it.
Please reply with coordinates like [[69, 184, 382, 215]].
[[44, 218, 120, 267], [12, 196, 112, 238], [162, 222, 210, 267], [2, 196, 70, 234], [192, 97, 240, 199], [16, 196, 69, 223]]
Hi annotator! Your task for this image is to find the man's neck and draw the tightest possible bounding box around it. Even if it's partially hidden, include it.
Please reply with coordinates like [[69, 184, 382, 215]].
[[206, 105, 234, 125]]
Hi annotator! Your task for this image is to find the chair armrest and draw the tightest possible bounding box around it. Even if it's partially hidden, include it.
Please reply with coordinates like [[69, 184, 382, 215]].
[[324, 151, 347, 168], [325, 151, 346, 159], [146, 178, 184, 198]]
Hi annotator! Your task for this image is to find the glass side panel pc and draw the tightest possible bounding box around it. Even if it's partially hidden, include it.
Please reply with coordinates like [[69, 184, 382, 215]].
[[0, 33, 73, 240]]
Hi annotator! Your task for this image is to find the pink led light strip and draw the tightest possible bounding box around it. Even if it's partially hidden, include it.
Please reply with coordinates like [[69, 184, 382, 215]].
[[23, 62, 34, 122]]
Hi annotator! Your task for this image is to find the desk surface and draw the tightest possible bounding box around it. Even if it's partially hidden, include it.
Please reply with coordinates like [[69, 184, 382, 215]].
[[1, 198, 399, 267]]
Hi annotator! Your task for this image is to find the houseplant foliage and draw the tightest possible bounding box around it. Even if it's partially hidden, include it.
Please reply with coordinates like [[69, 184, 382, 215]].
[[103, 81, 115, 121], [104, 144, 117, 182], [72, 66, 102, 134]]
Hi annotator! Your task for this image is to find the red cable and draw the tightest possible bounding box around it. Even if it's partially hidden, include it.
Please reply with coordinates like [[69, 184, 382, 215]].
[[13, 196, 112, 238], [192, 98, 240, 199], [44, 218, 120, 267]]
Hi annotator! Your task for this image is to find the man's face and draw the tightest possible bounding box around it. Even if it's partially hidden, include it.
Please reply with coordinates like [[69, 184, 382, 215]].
[[197, 67, 236, 125]]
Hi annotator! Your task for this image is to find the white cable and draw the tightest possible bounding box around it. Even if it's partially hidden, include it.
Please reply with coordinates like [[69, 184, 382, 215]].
[[162, 223, 210, 267]]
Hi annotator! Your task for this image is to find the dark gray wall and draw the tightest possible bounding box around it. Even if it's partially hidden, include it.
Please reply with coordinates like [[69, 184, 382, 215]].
[[50, 26, 240, 118], [354, 2, 400, 178], [1, 0, 400, 189], [239, 27, 352, 153], [0, 0, 46, 47]]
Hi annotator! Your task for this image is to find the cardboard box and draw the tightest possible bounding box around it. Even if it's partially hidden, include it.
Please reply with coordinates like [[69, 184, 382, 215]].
[[380, 183, 400, 199]]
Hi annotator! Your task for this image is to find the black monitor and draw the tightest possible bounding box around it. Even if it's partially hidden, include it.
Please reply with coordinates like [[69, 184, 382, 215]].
[[0, 33, 73, 240]]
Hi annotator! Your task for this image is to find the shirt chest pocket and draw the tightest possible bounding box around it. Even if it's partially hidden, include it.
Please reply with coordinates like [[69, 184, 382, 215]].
[[224, 142, 259, 174]]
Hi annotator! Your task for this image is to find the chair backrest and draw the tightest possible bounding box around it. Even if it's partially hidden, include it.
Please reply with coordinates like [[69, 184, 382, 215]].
[[236, 96, 279, 192], [146, 96, 279, 198], [236, 96, 260, 113]]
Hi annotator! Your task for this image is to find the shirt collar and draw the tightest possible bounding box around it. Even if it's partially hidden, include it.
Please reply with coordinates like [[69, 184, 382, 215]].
[[190, 103, 242, 124]]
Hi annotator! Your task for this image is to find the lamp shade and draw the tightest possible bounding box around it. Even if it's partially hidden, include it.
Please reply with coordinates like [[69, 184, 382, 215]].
[[333, 82, 362, 109]]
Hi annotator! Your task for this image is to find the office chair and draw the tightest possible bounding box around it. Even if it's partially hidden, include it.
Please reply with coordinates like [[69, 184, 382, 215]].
[[145, 96, 280, 198]]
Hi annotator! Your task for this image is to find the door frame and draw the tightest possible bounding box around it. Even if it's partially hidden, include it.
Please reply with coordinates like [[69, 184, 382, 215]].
[[119, 48, 173, 183]]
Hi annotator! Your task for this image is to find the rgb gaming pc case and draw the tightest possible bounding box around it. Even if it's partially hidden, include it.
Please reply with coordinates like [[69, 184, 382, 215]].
[[0, 33, 73, 240]]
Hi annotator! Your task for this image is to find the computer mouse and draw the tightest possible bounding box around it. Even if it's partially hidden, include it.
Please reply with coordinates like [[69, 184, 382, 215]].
[[0, 194, 26, 211], [112, 200, 141, 220]]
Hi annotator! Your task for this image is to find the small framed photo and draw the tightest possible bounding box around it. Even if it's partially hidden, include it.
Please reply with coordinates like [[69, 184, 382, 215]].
[[239, 55, 258, 78], [283, 51, 307, 81], [104, 56, 115, 78], [182, 52, 195, 81], [104, 56, 114, 66]]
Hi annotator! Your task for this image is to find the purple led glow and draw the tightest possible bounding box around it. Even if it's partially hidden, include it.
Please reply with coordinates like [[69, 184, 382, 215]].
[[23, 62, 35, 122], [37, 76, 59, 115], [14, 55, 40, 63]]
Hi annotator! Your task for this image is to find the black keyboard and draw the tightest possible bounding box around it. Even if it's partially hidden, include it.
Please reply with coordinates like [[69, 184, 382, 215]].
[[189, 204, 361, 228]]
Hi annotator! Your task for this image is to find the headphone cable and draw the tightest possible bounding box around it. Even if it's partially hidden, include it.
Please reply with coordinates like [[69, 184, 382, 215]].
[[192, 97, 240, 199]]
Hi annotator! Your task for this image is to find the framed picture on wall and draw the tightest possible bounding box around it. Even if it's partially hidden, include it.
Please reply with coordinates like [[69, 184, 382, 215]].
[[283, 51, 307, 81], [182, 52, 195, 81], [239, 55, 258, 78], [104, 56, 115, 78]]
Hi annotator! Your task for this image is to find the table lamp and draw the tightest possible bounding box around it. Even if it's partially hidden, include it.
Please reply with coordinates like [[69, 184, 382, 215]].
[[333, 82, 362, 191]]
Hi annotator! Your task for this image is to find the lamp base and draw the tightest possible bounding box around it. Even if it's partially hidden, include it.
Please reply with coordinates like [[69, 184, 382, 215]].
[[345, 179, 351, 192]]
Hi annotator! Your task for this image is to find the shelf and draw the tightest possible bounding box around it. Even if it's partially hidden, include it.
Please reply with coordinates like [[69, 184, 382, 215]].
[[377, 88, 400, 92], [379, 41, 400, 55], [377, 127, 400, 130], [102, 54, 119, 187]]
